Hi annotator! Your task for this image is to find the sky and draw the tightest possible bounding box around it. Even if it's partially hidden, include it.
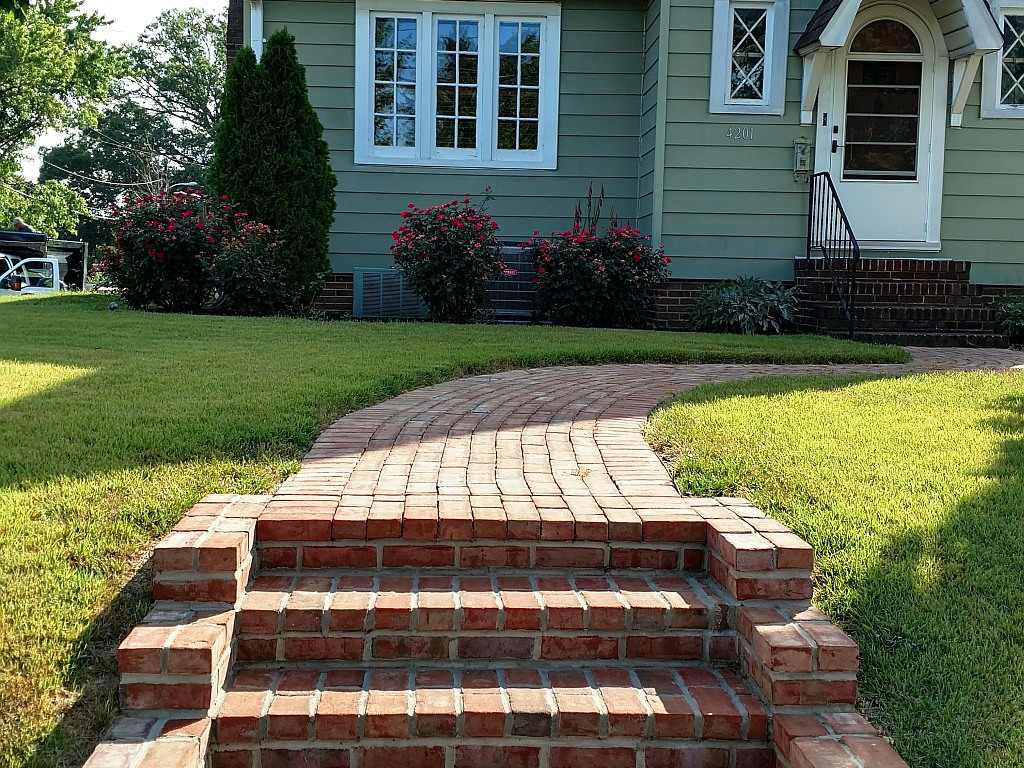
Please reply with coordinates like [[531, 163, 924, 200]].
[[19, 0, 229, 179]]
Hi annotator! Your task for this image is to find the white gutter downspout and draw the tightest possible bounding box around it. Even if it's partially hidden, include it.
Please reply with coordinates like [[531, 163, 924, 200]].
[[250, 0, 264, 59]]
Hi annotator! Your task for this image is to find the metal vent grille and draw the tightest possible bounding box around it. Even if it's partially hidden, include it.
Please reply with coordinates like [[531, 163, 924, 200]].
[[353, 267, 427, 319], [486, 245, 536, 320]]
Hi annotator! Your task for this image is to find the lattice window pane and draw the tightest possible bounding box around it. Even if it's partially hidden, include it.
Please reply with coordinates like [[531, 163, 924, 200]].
[[496, 21, 542, 150], [1001, 15, 1024, 105], [435, 19, 479, 149], [729, 7, 768, 100], [374, 16, 417, 147]]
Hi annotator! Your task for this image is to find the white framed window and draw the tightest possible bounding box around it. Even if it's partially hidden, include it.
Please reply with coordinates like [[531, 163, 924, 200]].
[[710, 0, 789, 115], [355, 0, 561, 168], [982, 7, 1024, 117]]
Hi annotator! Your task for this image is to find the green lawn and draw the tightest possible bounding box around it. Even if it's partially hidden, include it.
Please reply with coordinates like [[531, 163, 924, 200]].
[[646, 373, 1024, 768], [0, 293, 904, 768]]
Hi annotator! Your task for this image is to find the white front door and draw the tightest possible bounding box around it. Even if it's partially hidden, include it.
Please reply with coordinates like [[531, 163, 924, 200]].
[[815, 4, 947, 248]]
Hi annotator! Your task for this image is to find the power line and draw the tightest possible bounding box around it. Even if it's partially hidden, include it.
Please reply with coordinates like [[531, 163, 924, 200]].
[[40, 159, 163, 188]]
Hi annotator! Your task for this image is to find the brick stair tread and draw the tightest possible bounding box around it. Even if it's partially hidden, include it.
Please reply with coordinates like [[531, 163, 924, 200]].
[[236, 573, 736, 664], [214, 663, 770, 746], [851, 331, 1008, 347]]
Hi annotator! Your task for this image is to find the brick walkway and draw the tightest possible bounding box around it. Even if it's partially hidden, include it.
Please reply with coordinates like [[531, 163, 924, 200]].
[[89, 346, 1024, 768]]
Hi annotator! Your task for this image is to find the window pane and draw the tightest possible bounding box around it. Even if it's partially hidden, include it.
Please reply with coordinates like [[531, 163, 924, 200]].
[[520, 89, 538, 118], [844, 60, 920, 179], [459, 21, 479, 52], [397, 18, 417, 48], [374, 116, 394, 145], [436, 118, 455, 147], [499, 22, 519, 53], [458, 86, 477, 116], [844, 144, 916, 176], [521, 23, 541, 53], [437, 85, 456, 116], [850, 19, 921, 53], [846, 115, 917, 142], [375, 17, 395, 48], [518, 121, 538, 149], [497, 120, 517, 149], [498, 88, 517, 118], [1002, 15, 1024, 105], [847, 85, 919, 114], [730, 7, 767, 101], [374, 16, 416, 148], [437, 53, 456, 83], [460, 54, 478, 83], [499, 56, 517, 85], [437, 19, 457, 50], [521, 55, 540, 87], [375, 51, 394, 81], [457, 119, 477, 148], [396, 116, 416, 146]]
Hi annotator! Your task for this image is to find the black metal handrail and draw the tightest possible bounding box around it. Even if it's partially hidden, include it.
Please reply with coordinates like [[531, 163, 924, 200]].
[[806, 171, 860, 337]]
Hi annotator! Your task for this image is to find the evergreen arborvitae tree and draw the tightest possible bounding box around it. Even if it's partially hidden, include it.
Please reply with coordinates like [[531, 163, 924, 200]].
[[210, 31, 336, 311]]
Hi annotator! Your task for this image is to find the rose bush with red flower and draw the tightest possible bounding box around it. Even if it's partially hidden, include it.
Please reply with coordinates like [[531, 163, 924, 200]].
[[523, 224, 670, 328], [390, 198, 503, 323]]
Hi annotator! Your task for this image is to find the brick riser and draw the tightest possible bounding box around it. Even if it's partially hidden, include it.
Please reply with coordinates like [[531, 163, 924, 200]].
[[794, 258, 1015, 346]]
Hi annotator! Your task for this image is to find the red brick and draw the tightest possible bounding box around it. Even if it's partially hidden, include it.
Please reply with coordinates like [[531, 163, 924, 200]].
[[461, 670, 506, 737], [153, 577, 241, 603], [137, 742, 200, 768], [216, 690, 267, 742], [459, 577, 500, 630], [801, 622, 859, 672], [315, 690, 362, 740], [635, 669, 695, 738], [210, 749, 255, 768], [284, 578, 331, 632], [715, 533, 775, 571], [689, 686, 742, 740], [302, 546, 376, 569], [541, 636, 617, 660], [167, 622, 225, 674], [734, 748, 774, 768], [364, 671, 410, 738], [498, 578, 542, 629], [382, 545, 454, 567], [403, 505, 438, 540], [548, 670, 601, 736], [326, 588, 371, 631], [761, 531, 814, 570], [842, 735, 907, 766], [753, 624, 813, 672], [506, 683, 553, 737], [373, 635, 450, 660], [456, 746, 540, 768], [617, 578, 669, 629], [537, 578, 584, 628], [535, 546, 605, 568], [459, 636, 534, 659], [460, 545, 530, 568], [262, 749, 349, 768], [236, 638, 277, 662], [357, 747, 444, 768], [417, 578, 457, 630], [282, 637, 362, 661], [593, 668, 648, 737], [610, 547, 679, 570], [121, 682, 212, 711], [258, 513, 333, 542], [550, 748, 635, 768], [414, 680, 457, 736], [118, 625, 172, 674], [153, 532, 201, 571], [332, 507, 368, 539], [373, 579, 414, 629], [197, 532, 248, 571], [266, 694, 312, 740], [640, 516, 706, 543], [625, 635, 703, 660], [732, 575, 812, 601], [258, 547, 297, 569], [644, 747, 730, 768], [790, 739, 859, 768]]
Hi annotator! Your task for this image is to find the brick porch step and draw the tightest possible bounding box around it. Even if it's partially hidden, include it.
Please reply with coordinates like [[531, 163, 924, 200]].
[[212, 664, 773, 768], [235, 573, 736, 664]]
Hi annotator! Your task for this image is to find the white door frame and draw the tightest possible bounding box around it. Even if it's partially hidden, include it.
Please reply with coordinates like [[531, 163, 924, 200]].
[[814, 0, 948, 250]]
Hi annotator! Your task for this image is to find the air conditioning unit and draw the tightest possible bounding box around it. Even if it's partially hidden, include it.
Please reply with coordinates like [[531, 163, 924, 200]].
[[352, 267, 427, 319]]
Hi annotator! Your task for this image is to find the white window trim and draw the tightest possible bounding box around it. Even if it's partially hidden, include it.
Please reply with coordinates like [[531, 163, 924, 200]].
[[355, 0, 561, 169], [982, 2, 1024, 117], [710, 0, 789, 115]]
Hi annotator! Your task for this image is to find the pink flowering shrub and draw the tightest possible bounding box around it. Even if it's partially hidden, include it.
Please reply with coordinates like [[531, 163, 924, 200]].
[[107, 189, 239, 312], [524, 224, 671, 328], [391, 198, 503, 323], [211, 222, 289, 316]]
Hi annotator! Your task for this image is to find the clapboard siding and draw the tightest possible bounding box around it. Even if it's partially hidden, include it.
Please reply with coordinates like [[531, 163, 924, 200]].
[[637, 0, 661, 234], [264, 0, 646, 273]]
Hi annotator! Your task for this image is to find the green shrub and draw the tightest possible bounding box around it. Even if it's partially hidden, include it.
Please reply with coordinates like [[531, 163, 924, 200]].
[[993, 295, 1024, 342], [525, 224, 670, 328], [209, 30, 335, 312], [390, 198, 503, 323], [210, 221, 288, 316], [106, 189, 234, 311], [688, 276, 799, 335]]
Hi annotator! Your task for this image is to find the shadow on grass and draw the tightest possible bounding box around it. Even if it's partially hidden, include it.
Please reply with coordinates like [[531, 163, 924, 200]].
[[656, 374, 1024, 768]]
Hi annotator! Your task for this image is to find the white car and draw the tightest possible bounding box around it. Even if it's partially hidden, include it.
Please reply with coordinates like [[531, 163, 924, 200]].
[[0, 254, 62, 295]]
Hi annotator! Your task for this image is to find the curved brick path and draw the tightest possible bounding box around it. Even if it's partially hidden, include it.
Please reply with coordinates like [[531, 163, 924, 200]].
[[94, 345, 1024, 768], [274, 347, 1024, 520]]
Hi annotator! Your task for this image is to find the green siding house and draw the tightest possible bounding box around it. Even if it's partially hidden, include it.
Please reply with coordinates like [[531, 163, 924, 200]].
[[230, 0, 1024, 341]]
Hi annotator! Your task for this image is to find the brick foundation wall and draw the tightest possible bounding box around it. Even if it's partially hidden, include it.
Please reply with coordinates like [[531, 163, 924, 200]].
[[652, 279, 721, 330], [226, 0, 243, 64], [312, 272, 354, 316]]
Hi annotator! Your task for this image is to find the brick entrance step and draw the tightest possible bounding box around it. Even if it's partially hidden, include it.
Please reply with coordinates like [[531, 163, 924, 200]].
[[212, 664, 772, 768]]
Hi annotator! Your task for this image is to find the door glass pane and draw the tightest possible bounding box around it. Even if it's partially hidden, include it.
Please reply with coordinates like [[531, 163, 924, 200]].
[[843, 60, 921, 179], [729, 6, 768, 101], [374, 16, 416, 148], [1001, 15, 1024, 105], [435, 19, 478, 151], [850, 19, 920, 53]]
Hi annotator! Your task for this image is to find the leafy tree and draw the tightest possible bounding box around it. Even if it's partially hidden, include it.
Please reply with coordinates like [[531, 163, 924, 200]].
[[0, 0, 120, 159], [0, 0, 29, 20], [0, 162, 87, 237], [209, 30, 336, 310]]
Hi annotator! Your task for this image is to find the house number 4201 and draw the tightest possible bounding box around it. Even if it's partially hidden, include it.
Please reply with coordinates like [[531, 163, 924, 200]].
[[726, 126, 754, 141]]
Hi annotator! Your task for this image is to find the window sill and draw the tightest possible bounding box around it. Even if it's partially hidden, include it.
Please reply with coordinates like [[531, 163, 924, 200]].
[[354, 154, 558, 170]]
